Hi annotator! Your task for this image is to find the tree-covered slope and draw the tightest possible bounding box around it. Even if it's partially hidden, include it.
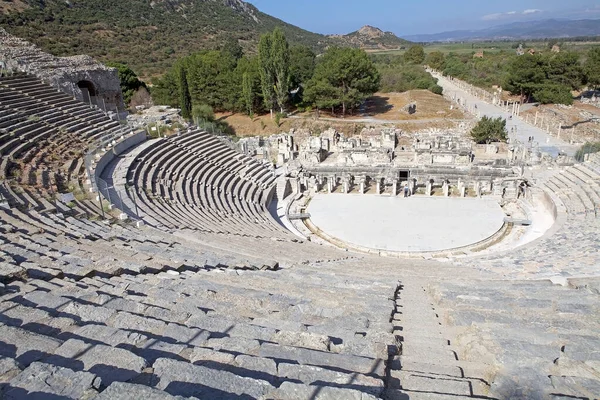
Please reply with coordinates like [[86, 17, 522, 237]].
[[0, 0, 336, 77]]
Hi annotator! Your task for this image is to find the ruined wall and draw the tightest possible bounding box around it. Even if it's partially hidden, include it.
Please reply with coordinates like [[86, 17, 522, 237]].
[[0, 29, 125, 113]]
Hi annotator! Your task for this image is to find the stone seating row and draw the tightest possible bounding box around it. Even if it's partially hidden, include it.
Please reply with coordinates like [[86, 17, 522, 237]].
[[428, 278, 600, 399], [126, 130, 290, 239], [542, 158, 600, 218], [0, 205, 291, 285], [0, 239, 397, 399], [0, 74, 126, 217]]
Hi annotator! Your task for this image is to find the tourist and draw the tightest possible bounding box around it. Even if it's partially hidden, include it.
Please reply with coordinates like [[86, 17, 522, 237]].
[[404, 185, 409, 198]]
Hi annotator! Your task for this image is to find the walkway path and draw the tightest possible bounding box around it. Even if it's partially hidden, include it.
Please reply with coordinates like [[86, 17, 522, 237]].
[[433, 72, 579, 157]]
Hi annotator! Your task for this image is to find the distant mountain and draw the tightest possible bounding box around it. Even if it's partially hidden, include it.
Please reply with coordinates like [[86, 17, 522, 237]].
[[330, 25, 411, 49], [403, 19, 600, 42], [0, 0, 338, 77]]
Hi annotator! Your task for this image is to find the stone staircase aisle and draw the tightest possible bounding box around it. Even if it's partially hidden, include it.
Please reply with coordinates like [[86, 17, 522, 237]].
[[385, 279, 495, 399]]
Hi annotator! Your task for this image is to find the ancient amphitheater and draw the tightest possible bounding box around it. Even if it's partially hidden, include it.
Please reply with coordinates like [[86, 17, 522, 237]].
[[0, 29, 599, 399]]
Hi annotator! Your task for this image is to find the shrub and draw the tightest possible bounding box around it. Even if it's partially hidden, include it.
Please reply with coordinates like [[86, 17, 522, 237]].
[[192, 104, 215, 123], [429, 84, 443, 95], [471, 116, 507, 144]]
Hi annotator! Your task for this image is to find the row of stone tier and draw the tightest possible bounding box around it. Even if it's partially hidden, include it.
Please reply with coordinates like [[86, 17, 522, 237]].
[[542, 154, 600, 218], [0, 205, 291, 285], [423, 278, 600, 399], [0, 246, 398, 399], [0, 74, 125, 217], [455, 154, 600, 279], [125, 130, 292, 239]]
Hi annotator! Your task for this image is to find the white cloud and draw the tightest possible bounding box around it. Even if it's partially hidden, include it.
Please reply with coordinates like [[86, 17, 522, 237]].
[[482, 9, 543, 20], [482, 13, 504, 21]]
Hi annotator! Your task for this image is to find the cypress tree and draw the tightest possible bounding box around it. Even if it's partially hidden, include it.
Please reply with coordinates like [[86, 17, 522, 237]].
[[271, 27, 290, 113], [179, 66, 192, 120], [242, 72, 255, 117], [258, 32, 276, 117]]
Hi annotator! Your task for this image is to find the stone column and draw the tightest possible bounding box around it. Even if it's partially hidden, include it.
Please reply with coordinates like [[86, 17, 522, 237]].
[[343, 179, 349, 194], [443, 181, 449, 197], [409, 179, 415, 195], [376, 179, 381, 195], [359, 179, 365, 194], [327, 178, 333, 194], [426, 181, 432, 197], [392, 180, 398, 197]]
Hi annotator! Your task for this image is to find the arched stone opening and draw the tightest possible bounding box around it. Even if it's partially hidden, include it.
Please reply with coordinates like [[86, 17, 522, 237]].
[[77, 80, 97, 105]]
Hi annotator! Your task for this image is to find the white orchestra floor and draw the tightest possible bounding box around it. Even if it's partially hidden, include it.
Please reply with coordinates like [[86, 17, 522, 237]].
[[308, 194, 506, 253]]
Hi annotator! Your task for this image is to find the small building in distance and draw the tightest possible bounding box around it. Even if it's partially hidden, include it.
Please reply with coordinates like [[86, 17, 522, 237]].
[[473, 51, 484, 59]]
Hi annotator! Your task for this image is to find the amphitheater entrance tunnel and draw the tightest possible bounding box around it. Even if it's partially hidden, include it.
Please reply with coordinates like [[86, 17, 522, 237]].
[[77, 80, 98, 106]]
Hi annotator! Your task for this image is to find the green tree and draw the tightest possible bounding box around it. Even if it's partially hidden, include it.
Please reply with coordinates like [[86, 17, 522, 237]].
[[221, 37, 244, 63], [105, 62, 146, 105], [471, 116, 507, 144], [442, 54, 469, 78], [532, 83, 573, 105], [545, 52, 583, 90], [305, 47, 380, 116], [504, 54, 546, 102], [242, 72, 255, 116], [425, 51, 445, 71], [186, 50, 238, 111], [289, 45, 316, 88], [271, 27, 291, 113], [150, 71, 178, 107], [404, 45, 425, 64], [258, 31, 276, 116], [584, 48, 600, 89], [178, 66, 192, 120]]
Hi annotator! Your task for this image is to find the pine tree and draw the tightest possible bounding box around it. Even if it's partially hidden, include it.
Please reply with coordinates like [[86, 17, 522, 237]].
[[179, 66, 192, 120]]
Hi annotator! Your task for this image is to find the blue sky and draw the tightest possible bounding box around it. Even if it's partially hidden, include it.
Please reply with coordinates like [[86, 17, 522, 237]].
[[246, 0, 600, 36]]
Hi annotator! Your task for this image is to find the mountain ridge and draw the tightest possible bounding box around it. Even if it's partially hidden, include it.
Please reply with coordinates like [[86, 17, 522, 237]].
[[0, 0, 338, 77], [329, 25, 410, 49], [402, 18, 600, 42]]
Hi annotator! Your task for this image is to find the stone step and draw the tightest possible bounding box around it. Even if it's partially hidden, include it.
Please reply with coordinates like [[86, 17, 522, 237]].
[[396, 356, 496, 382], [385, 389, 473, 400], [269, 381, 379, 399], [391, 371, 474, 396], [43, 338, 147, 386], [0, 324, 63, 367], [258, 342, 386, 378], [152, 357, 275, 399], [550, 375, 600, 399], [278, 362, 384, 397], [2, 362, 100, 400], [94, 382, 182, 400]]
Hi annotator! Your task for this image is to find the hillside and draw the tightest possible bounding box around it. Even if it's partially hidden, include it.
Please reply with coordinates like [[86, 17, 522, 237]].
[[0, 0, 337, 77], [403, 18, 600, 42], [330, 25, 410, 50]]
